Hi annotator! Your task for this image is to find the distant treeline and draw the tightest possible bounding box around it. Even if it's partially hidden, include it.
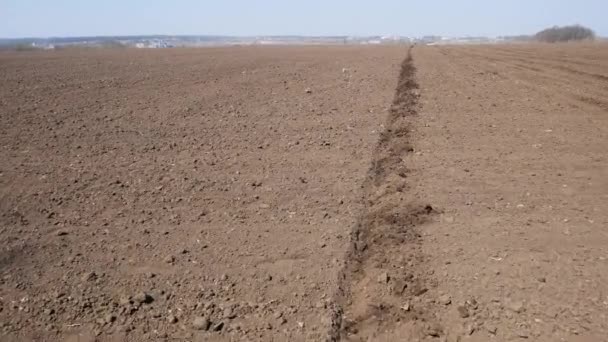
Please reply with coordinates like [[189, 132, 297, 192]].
[[535, 25, 595, 43]]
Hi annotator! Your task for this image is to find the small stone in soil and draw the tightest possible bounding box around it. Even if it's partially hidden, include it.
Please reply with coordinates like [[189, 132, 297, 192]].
[[192, 316, 210, 331], [119, 296, 132, 306], [486, 325, 498, 335], [212, 322, 224, 331], [465, 324, 475, 335], [466, 298, 479, 310], [457, 305, 470, 318], [391, 279, 407, 295], [413, 285, 428, 296], [438, 294, 452, 305], [105, 314, 116, 324], [377, 272, 389, 284], [516, 329, 529, 338], [164, 255, 175, 264], [81, 271, 97, 282], [506, 299, 524, 313], [119, 324, 132, 333], [223, 307, 237, 319], [425, 322, 442, 337], [133, 292, 153, 304]]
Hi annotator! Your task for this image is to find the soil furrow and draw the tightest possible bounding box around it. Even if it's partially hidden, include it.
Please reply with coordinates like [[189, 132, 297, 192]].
[[329, 46, 437, 341]]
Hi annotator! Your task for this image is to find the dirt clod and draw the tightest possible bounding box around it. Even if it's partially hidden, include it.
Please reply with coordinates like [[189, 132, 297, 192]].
[[133, 292, 153, 304], [506, 299, 524, 313], [81, 271, 97, 282], [192, 316, 210, 331], [457, 305, 470, 318], [212, 321, 225, 331], [377, 272, 390, 284], [438, 294, 452, 305], [104, 314, 116, 324], [164, 255, 175, 264]]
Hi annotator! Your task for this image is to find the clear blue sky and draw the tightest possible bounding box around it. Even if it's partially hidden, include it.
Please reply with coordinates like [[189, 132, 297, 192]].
[[1, 0, 606, 38]]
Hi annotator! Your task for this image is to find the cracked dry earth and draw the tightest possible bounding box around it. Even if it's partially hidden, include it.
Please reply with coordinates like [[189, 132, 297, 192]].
[[1, 43, 608, 342]]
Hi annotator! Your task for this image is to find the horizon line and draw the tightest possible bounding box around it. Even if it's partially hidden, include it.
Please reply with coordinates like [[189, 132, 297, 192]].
[[0, 33, 549, 40]]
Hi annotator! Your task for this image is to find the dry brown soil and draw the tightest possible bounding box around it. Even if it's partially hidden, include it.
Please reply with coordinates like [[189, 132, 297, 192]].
[[0, 43, 607, 342]]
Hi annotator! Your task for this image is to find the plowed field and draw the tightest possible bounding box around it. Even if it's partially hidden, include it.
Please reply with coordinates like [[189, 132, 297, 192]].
[[1, 43, 607, 341]]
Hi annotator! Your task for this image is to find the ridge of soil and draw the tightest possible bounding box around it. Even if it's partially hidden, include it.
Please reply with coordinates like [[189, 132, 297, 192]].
[[330, 47, 438, 341]]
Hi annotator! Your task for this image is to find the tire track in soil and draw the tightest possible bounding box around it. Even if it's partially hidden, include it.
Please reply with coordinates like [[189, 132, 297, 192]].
[[328, 47, 438, 341]]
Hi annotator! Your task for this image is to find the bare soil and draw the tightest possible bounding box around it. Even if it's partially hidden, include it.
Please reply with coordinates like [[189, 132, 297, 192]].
[[407, 44, 608, 342], [0, 46, 405, 341], [1, 43, 607, 342]]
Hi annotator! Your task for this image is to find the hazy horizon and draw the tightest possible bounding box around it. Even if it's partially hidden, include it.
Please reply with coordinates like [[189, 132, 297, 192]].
[[1, 0, 607, 39]]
